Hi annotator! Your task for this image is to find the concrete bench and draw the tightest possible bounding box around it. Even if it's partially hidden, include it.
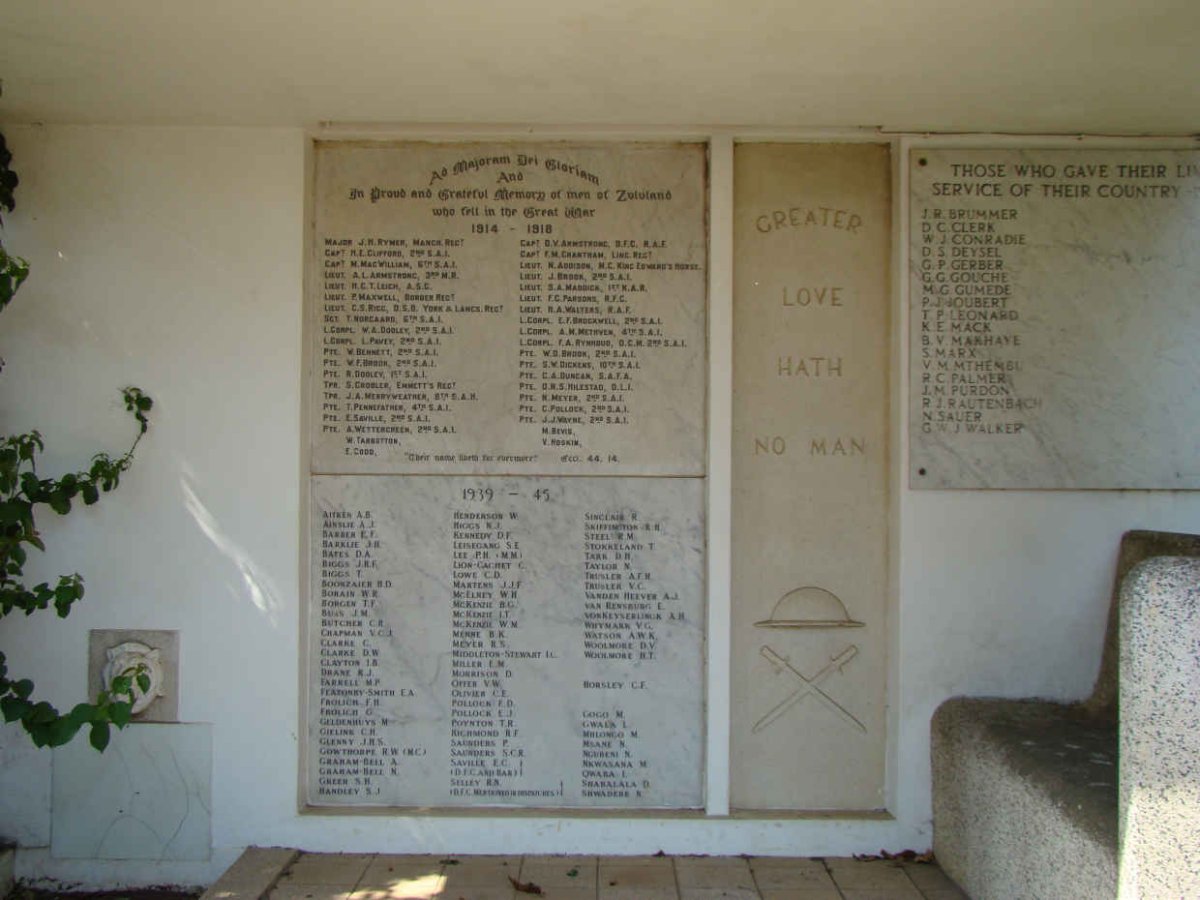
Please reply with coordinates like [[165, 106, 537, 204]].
[[931, 530, 1200, 900], [1119, 553, 1200, 898]]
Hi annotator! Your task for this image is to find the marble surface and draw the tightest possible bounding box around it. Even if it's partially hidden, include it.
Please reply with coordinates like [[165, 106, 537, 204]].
[[729, 143, 891, 810], [910, 148, 1200, 489], [51, 723, 211, 860], [311, 141, 707, 476], [306, 475, 705, 808]]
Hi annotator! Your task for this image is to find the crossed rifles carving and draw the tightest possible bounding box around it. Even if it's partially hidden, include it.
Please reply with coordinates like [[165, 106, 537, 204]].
[[753, 644, 866, 734]]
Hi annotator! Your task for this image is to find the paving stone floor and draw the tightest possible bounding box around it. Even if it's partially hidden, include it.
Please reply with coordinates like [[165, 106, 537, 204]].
[[266, 853, 969, 900]]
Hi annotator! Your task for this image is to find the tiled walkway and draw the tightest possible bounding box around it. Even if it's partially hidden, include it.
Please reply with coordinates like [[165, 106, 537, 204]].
[[266, 853, 969, 900]]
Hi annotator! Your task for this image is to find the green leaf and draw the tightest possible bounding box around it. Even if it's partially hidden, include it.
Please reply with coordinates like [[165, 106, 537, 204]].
[[19, 472, 41, 501], [89, 720, 110, 752], [12, 678, 33, 699], [0, 251, 30, 311], [0, 133, 16, 218], [136, 672, 151, 694], [81, 483, 99, 505], [27, 722, 52, 747], [109, 701, 132, 728], [67, 702, 96, 725], [48, 716, 82, 747], [53, 578, 82, 617], [1, 695, 31, 722], [28, 700, 58, 724], [0, 499, 28, 526]]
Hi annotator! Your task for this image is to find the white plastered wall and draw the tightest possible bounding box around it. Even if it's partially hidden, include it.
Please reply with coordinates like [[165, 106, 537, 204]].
[[0, 124, 1197, 887]]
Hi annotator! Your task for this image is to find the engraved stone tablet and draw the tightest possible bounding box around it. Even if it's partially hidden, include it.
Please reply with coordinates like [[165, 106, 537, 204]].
[[312, 142, 706, 476], [306, 475, 704, 808], [910, 149, 1200, 489], [730, 144, 891, 810]]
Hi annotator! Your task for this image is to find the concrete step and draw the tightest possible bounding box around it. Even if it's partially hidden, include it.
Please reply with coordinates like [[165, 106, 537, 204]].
[[198, 847, 298, 900], [200, 849, 968, 899]]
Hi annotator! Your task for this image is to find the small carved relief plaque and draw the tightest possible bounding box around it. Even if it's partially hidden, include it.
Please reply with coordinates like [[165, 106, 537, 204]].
[[87, 629, 179, 723]]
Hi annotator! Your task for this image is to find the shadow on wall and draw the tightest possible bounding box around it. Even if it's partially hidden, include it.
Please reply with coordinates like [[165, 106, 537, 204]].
[[180, 466, 282, 626]]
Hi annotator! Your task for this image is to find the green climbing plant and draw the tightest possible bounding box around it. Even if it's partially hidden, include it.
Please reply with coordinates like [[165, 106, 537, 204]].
[[0, 131, 154, 751]]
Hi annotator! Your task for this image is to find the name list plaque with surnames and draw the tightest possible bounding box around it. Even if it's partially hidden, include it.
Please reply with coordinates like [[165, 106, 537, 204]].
[[311, 141, 707, 476], [910, 149, 1200, 489], [307, 475, 705, 809], [305, 141, 709, 811]]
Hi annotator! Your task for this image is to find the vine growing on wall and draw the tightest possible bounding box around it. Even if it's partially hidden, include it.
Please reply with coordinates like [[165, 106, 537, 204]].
[[0, 131, 154, 751]]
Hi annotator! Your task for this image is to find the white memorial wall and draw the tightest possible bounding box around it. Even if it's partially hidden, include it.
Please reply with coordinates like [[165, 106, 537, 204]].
[[3, 125, 1199, 887], [302, 138, 1200, 815]]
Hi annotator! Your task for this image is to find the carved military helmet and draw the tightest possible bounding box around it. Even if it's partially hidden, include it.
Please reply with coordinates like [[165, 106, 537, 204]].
[[754, 585, 864, 628]]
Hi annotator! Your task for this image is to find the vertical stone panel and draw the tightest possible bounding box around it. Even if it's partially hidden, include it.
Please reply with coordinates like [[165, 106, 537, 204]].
[[731, 144, 891, 810]]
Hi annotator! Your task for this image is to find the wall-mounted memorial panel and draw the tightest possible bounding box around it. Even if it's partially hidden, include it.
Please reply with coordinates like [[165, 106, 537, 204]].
[[305, 141, 709, 811], [730, 144, 891, 810], [312, 141, 707, 476], [910, 149, 1200, 489], [306, 475, 705, 808]]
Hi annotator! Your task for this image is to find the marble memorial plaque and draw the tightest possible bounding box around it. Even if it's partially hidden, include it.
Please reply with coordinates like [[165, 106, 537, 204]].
[[311, 141, 707, 476], [910, 149, 1200, 489], [730, 144, 891, 810], [306, 475, 704, 809]]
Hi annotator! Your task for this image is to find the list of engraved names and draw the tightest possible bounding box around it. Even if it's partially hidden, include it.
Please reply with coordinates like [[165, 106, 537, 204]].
[[914, 170, 1035, 441], [304, 143, 709, 810], [910, 149, 1200, 489], [313, 143, 706, 475], [308, 476, 704, 808]]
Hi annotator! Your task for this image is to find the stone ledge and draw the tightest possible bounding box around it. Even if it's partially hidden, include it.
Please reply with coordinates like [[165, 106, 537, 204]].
[[935, 698, 1116, 845], [199, 847, 298, 900], [932, 698, 1117, 900]]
